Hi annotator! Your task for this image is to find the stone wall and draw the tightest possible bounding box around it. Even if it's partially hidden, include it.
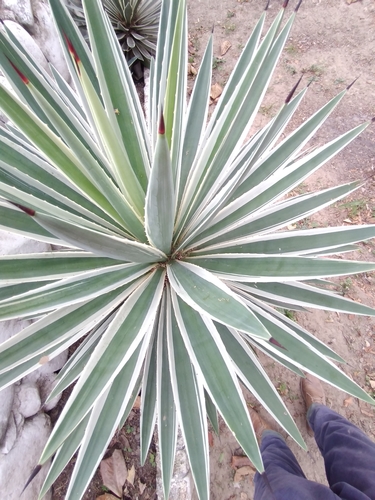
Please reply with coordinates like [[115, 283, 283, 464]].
[[0, 1, 70, 498]]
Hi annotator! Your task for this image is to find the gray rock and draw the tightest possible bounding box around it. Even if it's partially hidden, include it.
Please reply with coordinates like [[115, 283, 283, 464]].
[[41, 377, 62, 413], [0, 318, 32, 441], [0, 386, 15, 443], [37, 350, 69, 375], [15, 383, 42, 419], [1, 0, 34, 29], [0, 319, 33, 344], [23, 350, 69, 411], [0, 411, 17, 454], [3, 21, 50, 74], [31, 0, 71, 82], [0, 413, 52, 500], [0, 75, 17, 125], [0, 230, 51, 256], [156, 429, 193, 500]]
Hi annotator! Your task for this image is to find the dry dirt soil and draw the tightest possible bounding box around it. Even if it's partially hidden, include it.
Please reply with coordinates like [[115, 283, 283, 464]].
[[52, 1, 375, 499], [186, 0, 375, 499]]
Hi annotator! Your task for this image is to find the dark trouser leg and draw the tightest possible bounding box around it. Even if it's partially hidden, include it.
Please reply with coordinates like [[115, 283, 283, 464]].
[[308, 403, 375, 500], [254, 430, 338, 500]]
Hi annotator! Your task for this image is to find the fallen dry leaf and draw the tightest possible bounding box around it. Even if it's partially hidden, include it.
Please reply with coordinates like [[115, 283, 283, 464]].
[[96, 495, 119, 500], [231, 455, 255, 469], [208, 431, 214, 447], [210, 83, 223, 101], [360, 408, 373, 417], [139, 480, 146, 495], [188, 63, 197, 76], [133, 395, 141, 409], [221, 40, 231, 56], [100, 449, 127, 498], [343, 396, 354, 407], [127, 464, 135, 486], [233, 466, 255, 482], [369, 380, 375, 390]]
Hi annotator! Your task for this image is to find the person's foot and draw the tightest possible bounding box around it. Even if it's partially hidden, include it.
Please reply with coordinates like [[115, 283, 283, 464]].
[[300, 373, 326, 434], [300, 373, 326, 409], [248, 408, 275, 443]]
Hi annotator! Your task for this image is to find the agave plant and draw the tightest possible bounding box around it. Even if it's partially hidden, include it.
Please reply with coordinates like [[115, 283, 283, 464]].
[[65, 0, 161, 68], [0, 0, 374, 498]]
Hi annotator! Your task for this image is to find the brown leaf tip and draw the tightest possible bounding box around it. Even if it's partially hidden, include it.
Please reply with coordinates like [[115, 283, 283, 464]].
[[285, 75, 303, 103], [283, 0, 290, 8], [158, 111, 165, 135], [265, 0, 270, 10], [7, 59, 29, 84], [346, 76, 359, 91], [21, 464, 42, 495], [269, 337, 287, 350], [10, 201, 35, 216], [63, 33, 81, 65], [295, 0, 303, 12]]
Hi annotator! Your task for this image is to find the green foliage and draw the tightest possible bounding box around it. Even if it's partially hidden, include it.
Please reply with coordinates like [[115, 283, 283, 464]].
[[65, 0, 161, 68], [0, 1, 374, 499], [339, 198, 367, 218], [149, 452, 156, 467], [212, 56, 224, 70]]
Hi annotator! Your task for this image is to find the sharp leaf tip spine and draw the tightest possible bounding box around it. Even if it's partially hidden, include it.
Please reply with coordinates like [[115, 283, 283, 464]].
[[346, 76, 359, 91], [285, 75, 303, 103], [158, 111, 165, 135]]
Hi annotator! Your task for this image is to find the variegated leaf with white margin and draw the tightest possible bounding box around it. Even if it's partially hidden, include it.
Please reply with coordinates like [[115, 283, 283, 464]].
[[167, 260, 270, 339]]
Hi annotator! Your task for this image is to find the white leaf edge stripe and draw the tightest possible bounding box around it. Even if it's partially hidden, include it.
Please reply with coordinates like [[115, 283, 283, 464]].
[[167, 260, 269, 339], [187, 253, 375, 282], [65, 333, 150, 498], [192, 225, 375, 255], [0, 262, 151, 305], [0, 331, 75, 391], [188, 182, 360, 249], [0, 279, 141, 370], [33, 212, 166, 262], [165, 287, 209, 495], [43, 270, 165, 454], [240, 293, 373, 400], [170, 288, 258, 452], [225, 325, 305, 447], [185, 13, 294, 225], [0, 251, 124, 284], [207, 123, 365, 228], [231, 280, 375, 315]]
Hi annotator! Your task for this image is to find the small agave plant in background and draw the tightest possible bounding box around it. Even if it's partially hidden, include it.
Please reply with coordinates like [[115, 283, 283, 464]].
[[0, 0, 374, 498], [65, 0, 161, 77]]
